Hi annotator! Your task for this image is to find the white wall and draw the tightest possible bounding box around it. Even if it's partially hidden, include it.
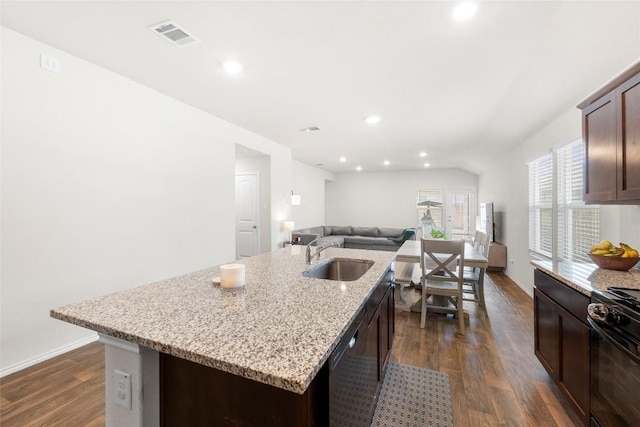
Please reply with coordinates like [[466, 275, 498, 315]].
[[479, 107, 640, 296], [0, 27, 293, 373], [235, 156, 271, 253], [291, 160, 334, 230], [325, 169, 478, 228]]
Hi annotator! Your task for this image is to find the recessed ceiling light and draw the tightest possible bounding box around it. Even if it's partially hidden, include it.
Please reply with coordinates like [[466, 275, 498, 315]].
[[364, 116, 381, 124], [424, 162, 431, 168], [340, 157, 347, 162], [300, 126, 321, 132], [419, 152, 427, 157], [222, 60, 243, 74], [356, 166, 362, 171], [383, 160, 390, 166], [452, 2, 478, 21]]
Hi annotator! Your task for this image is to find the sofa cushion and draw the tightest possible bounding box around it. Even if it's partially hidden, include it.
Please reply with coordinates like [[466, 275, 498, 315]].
[[378, 227, 404, 238], [330, 225, 352, 236], [352, 226, 378, 237], [323, 225, 333, 236], [344, 236, 376, 245], [318, 236, 345, 247], [373, 237, 401, 246]]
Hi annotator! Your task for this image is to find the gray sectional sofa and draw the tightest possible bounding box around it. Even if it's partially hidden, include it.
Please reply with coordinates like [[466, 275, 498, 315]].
[[292, 225, 416, 252]]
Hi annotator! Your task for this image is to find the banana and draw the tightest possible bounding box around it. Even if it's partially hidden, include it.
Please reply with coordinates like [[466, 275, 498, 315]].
[[591, 241, 638, 258], [619, 243, 639, 258], [592, 249, 612, 255], [591, 240, 614, 252], [605, 250, 624, 257]]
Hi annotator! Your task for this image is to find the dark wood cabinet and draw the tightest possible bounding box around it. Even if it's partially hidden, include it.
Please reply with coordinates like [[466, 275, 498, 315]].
[[616, 72, 640, 200], [533, 269, 590, 426], [583, 92, 617, 202], [534, 287, 558, 376], [557, 302, 590, 422], [160, 266, 395, 426], [375, 284, 395, 380], [579, 61, 640, 203]]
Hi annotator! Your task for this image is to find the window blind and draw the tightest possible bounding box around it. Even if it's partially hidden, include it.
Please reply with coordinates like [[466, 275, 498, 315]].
[[557, 140, 600, 263], [528, 153, 553, 258], [528, 140, 600, 262]]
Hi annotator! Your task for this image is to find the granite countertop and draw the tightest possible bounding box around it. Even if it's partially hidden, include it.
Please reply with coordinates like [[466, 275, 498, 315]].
[[51, 246, 395, 394], [531, 259, 640, 296]]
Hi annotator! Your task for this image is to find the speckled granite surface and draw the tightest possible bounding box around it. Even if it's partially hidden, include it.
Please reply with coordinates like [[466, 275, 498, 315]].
[[51, 246, 395, 394], [531, 259, 640, 296]]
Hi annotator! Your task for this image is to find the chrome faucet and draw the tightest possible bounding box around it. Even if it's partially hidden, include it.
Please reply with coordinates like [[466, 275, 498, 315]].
[[305, 237, 337, 264]]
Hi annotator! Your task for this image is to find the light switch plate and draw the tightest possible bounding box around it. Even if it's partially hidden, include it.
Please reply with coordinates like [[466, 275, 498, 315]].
[[40, 53, 60, 73]]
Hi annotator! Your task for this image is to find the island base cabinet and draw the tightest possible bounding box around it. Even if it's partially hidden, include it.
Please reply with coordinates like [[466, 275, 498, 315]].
[[159, 268, 395, 427], [160, 353, 329, 427], [533, 269, 590, 426]]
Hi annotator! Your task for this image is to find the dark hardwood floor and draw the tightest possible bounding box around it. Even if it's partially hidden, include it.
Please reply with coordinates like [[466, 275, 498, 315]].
[[0, 340, 105, 426], [0, 272, 580, 426], [391, 272, 580, 426]]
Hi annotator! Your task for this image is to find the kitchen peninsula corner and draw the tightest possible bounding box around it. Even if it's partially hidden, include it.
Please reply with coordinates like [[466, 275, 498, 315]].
[[51, 246, 396, 426]]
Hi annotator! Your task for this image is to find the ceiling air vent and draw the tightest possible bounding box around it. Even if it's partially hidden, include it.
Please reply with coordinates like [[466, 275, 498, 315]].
[[149, 20, 200, 47]]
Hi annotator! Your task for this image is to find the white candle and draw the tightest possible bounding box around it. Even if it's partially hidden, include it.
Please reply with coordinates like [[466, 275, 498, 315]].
[[219, 264, 246, 288]]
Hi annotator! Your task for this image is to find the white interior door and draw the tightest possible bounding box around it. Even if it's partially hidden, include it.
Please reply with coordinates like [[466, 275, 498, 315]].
[[235, 173, 260, 259], [444, 187, 476, 241]]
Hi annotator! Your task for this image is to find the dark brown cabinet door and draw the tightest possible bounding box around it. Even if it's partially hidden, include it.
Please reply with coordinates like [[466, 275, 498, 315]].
[[534, 269, 591, 427], [583, 92, 617, 203], [557, 303, 591, 426], [534, 288, 559, 378], [616, 72, 640, 200], [378, 287, 390, 379], [580, 64, 640, 203], [388, 283, 395, 350]]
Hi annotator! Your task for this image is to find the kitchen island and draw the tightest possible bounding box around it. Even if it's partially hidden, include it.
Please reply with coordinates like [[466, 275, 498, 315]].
[[51, 245, 396, 426]]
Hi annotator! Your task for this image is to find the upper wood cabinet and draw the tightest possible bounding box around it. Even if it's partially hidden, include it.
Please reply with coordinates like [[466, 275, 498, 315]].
[[579, 62, 640, 203]]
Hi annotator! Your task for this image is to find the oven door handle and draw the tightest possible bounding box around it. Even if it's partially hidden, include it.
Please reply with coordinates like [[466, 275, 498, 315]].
[[588, 317, 640, 364]]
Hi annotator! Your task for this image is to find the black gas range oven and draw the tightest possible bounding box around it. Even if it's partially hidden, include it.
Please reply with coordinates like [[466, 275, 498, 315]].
[[587, 287, 640, 427]]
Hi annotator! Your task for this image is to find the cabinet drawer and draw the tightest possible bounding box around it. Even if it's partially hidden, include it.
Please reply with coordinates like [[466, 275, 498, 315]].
[[534, 269, 589, 326]]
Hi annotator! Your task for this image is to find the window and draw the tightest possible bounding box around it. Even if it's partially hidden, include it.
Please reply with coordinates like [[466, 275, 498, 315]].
[[417, 187, 476, 240], [528, 153, 553, 258], [557, 141, 600, 263], [528, 140, 599, 262], [417, 189, 444, 229]]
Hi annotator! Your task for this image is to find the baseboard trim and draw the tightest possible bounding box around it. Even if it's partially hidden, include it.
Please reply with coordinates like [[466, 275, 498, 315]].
[[0, 333, 100, 378]]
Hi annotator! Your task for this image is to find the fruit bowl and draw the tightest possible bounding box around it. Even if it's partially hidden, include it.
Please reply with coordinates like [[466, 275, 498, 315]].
[[589, 253, 640, 271]]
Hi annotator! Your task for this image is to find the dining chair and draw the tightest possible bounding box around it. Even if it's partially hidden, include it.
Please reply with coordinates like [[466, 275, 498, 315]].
[[420, 238, 466, 334], [462, 231, 490, 308], [472, 230, 484, 250]]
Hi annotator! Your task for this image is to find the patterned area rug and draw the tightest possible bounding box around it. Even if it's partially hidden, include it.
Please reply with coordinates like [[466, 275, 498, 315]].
[[371, 362, 454, 427]]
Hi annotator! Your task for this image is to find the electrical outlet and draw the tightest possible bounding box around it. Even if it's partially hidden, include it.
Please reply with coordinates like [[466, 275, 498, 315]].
[[114, 369, 132, 410]]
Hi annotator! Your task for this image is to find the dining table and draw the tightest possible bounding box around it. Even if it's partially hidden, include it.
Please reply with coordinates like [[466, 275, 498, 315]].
[[395, 239, 488, 268], [393, 239, 489, 313]]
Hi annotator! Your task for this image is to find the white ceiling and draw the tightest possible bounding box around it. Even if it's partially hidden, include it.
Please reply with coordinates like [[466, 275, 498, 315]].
[[2, 1, 639, 174]]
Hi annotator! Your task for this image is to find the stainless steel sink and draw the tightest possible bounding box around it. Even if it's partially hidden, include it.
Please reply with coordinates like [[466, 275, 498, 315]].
[[303, 258, 374, 281]]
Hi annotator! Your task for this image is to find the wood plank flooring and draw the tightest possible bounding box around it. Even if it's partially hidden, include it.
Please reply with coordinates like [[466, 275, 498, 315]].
[[391, 272, 581, 426], [1, 341, 105, 426], [0, 272, 581, 426]]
